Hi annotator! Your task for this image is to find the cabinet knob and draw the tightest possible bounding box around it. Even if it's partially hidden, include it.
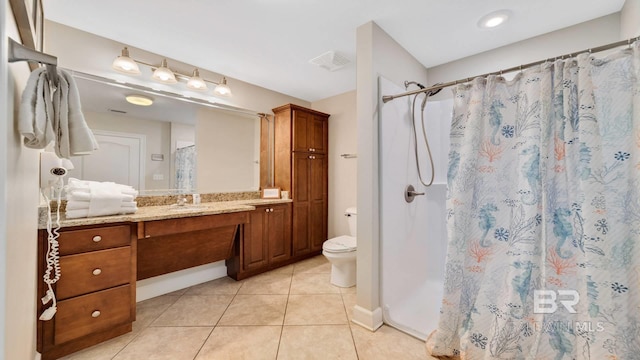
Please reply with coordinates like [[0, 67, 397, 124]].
[[309, 155, 316, 159], [91, 310, 101, 318], [92, 235, 102, 243], [265, 208, 270, 213], [92, 268, 102, 276]]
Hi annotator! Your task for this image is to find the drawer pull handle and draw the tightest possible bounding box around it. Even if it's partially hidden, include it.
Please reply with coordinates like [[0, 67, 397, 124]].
[[92, 235, 102, 243], [91, 310, 101, 318], [92, 268, 102, 276]]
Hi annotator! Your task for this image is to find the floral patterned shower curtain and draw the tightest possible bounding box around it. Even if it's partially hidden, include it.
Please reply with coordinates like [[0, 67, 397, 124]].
[[175, 145, 196, 192], [427, 43, 640, 359]]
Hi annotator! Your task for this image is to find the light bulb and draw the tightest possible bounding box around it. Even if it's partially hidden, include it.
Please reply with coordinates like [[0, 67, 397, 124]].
[[126, 94, 154, 106], [152, 59, 177, 84], [213, 77, 232, 96], [478, 10, 511, 29], [187, 69, 208, 91], [112, 47, 141, 75]]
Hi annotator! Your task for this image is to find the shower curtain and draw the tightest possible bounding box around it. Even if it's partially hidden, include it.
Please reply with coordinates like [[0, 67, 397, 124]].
[[427, 43, 640, 359]]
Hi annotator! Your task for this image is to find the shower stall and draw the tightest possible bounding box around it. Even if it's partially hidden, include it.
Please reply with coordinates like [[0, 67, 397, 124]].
[[378, 76, 452, 339]]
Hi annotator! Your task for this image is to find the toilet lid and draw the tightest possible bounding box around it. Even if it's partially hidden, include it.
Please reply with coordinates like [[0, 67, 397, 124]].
[[323, 235, 357, 253]]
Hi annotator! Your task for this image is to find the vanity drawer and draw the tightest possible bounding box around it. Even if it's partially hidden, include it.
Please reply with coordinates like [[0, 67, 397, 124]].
[[56, 247, 132, 300], [59, 225, 131, 255], [54, 285, 131, 345]]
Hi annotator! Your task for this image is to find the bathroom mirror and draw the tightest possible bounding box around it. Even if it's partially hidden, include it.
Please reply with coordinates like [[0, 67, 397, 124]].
[[67, 71, 262, 195]]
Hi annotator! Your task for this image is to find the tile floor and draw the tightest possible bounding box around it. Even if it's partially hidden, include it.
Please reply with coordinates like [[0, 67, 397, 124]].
[[61, 255, 436, 360]]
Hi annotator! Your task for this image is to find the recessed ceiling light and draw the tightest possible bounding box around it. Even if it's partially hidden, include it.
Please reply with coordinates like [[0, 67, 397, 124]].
[[125, 94, 153, 106], [478, 10, 511, 29]]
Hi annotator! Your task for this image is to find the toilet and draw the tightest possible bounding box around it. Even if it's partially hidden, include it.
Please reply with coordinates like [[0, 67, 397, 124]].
[[323, 207, 357, 287]]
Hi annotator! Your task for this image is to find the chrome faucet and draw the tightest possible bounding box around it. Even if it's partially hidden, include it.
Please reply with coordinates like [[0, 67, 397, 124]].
[[177, 196, 188, 206]]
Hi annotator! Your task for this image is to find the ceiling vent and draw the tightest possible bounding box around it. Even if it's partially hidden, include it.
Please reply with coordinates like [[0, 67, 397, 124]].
[[309, 51, 351, 72], [109, 109, 127, 114]]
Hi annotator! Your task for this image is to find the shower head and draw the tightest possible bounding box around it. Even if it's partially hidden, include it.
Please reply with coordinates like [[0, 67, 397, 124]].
[[404, 80, 425, 90], [426, 83, 443, 97]]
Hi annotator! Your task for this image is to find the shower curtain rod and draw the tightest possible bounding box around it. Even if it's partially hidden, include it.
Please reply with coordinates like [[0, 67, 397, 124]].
[[382, 36, 640, 103]]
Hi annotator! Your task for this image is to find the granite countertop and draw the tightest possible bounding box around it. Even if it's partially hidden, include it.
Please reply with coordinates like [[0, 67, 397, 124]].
[[38, 198, 293, 229]]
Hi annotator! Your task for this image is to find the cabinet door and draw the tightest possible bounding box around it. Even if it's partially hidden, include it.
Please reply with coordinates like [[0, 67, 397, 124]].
[[309, 115, 328, 154], [310, 154, 328, 251], [243, 208, 269, 271], [292, 153, 311, 255], [292, 110, 310, 152], [268, 204, 291, 264]]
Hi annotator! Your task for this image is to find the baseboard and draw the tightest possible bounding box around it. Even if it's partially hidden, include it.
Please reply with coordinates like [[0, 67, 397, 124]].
[[351, 305, 383, 331], [136, 261, 228, 301]]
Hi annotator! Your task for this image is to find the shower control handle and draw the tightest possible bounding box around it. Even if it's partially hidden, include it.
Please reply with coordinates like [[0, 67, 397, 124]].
[[405, 185, 425, 203]]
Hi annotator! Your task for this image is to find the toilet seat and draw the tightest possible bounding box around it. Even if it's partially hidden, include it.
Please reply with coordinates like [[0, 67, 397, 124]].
[[323, 235, 357, 253]]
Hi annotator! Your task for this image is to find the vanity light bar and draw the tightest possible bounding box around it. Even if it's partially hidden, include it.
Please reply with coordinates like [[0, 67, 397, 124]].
[[111, 47, 232, 96]]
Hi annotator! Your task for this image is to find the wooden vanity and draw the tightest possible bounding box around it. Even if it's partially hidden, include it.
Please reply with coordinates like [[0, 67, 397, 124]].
[[36, 223, 137, 360], [36, 103, 330, 359], [137, 211, 249, 280], [35, 199, 309, 359]]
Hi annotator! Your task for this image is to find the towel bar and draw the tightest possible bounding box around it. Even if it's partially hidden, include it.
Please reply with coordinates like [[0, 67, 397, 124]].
[[7, 37, 59, 87]]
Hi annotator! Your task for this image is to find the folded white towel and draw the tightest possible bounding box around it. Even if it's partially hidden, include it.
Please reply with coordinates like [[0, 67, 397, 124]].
[[66, 192, 135, 203], [65, 207, 137, 219], [66, 200, 136, 210], [67, 178, 137, 196], [87, 182, 126, 217], [65, 177, 139, 218]]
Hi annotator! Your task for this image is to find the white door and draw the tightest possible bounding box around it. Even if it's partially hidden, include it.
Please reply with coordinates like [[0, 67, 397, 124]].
[[68, 130, 146, 190]]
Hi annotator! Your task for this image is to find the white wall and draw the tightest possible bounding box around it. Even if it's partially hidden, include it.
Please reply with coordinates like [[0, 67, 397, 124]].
[[2, 4, 41, 360], [428, 14, 622, 101], [83, 111, 172, 190], [312, 90, 357, 238], [196, 109, 259, 193], [355, 21, 428, 331], [621, 0, 640, 38]]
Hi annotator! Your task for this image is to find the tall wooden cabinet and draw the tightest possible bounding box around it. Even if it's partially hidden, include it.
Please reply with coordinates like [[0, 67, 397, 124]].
[[271, 104, 329, 257]]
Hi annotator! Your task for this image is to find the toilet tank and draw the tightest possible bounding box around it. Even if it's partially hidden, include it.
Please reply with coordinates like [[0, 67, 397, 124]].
[[345, 207, 357, 236]]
